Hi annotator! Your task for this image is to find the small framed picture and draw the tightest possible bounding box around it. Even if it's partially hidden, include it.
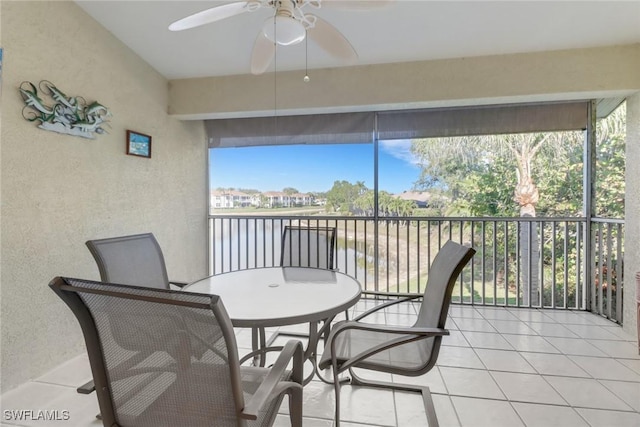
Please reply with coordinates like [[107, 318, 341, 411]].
[[126, 130, 152, 158]]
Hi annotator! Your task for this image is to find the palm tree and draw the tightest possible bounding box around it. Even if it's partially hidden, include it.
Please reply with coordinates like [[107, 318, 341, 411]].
[[354, 190, 375, 216], [378, 191, 393, 217], [400, 199, 417, 223], [411, 130, 582, 305]]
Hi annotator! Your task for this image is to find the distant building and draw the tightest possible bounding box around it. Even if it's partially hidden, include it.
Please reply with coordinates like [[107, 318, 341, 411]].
[[210, 190, 252, 208], [262, 191, 288, 207], [393, 191, 432, 208], [291, 193, 312, 206], [211, 190, 313, 209], [262, 191, 312, 208]]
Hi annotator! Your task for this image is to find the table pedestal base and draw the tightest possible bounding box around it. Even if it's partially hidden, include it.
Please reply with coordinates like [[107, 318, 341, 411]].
[[239, 317, 338, 385]]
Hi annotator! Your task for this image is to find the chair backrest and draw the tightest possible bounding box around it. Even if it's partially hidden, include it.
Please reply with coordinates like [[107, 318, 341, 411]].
[[280, 226, 337, 270], [86, 233, 170, 289], [414, 241, 475, 371], [50, 277, 248, 427]]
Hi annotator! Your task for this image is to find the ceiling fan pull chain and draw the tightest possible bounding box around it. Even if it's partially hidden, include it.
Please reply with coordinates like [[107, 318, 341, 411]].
[[304, 34, 310, 83], [273, 14, 279, 143]]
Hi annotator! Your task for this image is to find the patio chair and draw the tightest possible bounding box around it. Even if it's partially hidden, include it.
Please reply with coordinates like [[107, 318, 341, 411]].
[[79, 233, 188, 394], [318, 240, 475, 427], [260, 225, 339, 365], [50, 277, 304, 427], [86, 232, 188, 290], [280, 225, 337, 270]]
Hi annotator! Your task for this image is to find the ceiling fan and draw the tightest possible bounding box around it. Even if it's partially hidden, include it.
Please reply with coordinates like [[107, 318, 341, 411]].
[[169, 0, 393, 75]]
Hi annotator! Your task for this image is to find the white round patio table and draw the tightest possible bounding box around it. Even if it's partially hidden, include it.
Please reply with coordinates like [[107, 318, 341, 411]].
[[184, 267, 362, 381], [183, 266, 362, 328]]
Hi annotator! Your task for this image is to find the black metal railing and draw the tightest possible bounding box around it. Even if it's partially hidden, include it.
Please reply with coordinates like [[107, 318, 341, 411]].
[[590, 218, 624, 323], [208, 214, 624, 321]]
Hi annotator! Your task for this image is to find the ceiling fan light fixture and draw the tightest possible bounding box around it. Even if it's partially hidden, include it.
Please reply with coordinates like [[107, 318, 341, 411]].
[[263, 16, 306, 46]]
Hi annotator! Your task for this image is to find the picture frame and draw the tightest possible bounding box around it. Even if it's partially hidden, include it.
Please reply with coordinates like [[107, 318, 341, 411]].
[[126, 130, 152, 158]]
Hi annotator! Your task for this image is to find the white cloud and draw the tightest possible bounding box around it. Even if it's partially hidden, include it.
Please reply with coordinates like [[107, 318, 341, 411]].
[[379, 140, 420, 167]]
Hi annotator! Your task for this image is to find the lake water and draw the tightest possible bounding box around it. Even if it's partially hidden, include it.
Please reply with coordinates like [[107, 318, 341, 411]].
[[211, 219, 374, 286]]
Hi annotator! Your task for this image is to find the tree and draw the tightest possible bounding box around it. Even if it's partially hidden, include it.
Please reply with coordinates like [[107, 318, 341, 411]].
[[282, 187, 299, 195], [354, 190, 375, 216], [400, 199, 417, 218], [411, 130, 583, 305], [594, 104, 626, 218], [378, 191, 393, 216], [325, 180, 368, 214]]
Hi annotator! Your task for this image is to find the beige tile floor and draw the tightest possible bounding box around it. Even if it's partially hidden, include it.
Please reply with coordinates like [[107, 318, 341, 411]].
[[2, 302, 639, 427]]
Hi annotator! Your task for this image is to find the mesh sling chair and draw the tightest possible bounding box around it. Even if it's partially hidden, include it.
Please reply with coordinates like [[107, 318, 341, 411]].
[[86, 232, 188, 290], [50, 277, 304, 427], [80, 232, 188, 394], [318, 240, 475, 427], [280, 226, 337, 270], [256, 226, 339, 373]]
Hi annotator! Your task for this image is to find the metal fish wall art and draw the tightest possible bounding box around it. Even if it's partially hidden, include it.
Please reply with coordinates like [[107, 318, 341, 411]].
[[19, 80, 111, 139]]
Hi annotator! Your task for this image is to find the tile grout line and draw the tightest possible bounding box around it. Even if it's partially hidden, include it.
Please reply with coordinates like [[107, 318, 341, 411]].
[[432, 391, 639, 413]]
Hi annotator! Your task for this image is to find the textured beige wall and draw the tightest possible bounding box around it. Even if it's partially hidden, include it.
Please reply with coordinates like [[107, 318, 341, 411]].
[[0, 1, 207, 391], [624, 93, 640, 340], [169, 44, 640, 119]]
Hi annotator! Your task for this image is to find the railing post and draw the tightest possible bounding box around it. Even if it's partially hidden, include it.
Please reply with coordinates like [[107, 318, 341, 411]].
[[373, 113, 380, 294], [585, 100, 597, 312], [208, 217, 214, 275]]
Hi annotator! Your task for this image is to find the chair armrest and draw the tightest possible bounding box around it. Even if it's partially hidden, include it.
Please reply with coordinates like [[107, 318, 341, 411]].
[[319, 322, 449, 371], [352, 295, 423, 322], [169, 280, 189, 288], [241, 340, 304, 420], [76, 379, 95, 394], [334, 322, 449, 337]]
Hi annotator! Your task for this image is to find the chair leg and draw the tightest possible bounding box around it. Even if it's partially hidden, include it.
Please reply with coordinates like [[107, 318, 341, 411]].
[[332, 362, 343, 427], [289, 389, 303, 427], [423, 388, 439, 427], [250, 327, 267, 367], [349, 369, 439, 427]]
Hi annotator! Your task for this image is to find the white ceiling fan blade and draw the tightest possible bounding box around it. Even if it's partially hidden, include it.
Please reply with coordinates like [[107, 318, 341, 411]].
[[169, 2, 250, 31], [251, 32, 276, 75], [307, 15, 357, 62], [320, 0, 395, 10]]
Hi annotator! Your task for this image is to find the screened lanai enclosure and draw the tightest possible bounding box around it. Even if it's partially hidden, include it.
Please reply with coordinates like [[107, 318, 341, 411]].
[[207, 100, 626, 324]]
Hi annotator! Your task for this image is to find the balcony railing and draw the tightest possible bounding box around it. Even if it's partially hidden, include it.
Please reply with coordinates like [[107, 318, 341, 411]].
[[208, 214, 624, 323], [591, 217, 624, 322]]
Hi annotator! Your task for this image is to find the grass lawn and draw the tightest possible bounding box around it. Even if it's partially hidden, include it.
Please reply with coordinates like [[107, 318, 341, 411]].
[[387, 276, 519, 305]]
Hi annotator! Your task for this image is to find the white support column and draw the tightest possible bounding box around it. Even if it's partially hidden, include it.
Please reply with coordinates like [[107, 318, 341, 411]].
[[624, 92, 640, 341]]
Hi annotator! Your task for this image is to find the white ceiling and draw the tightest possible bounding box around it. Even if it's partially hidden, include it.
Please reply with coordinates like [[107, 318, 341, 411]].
[[76, 1, 640, 80]]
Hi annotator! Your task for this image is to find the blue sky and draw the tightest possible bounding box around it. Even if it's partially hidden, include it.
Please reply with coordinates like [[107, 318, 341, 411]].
[[209, 140, 422, 194]]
